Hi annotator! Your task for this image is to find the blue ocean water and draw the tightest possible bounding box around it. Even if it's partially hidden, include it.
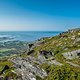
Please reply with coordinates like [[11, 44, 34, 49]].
[[0, 31, 62, 42]]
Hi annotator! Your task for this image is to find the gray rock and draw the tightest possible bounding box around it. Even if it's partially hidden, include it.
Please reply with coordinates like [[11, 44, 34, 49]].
[[38, 54, 46, 64], [75, 38, 80, 43], [11, 57, 47, 80], [66, 61, 80, 68], [48, 60, 63, 66], [62, 49, 80, 59], [39, 50, 54, 59]]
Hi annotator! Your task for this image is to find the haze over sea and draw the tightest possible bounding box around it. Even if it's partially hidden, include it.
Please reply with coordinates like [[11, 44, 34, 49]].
[[0, 31, 62, 42]]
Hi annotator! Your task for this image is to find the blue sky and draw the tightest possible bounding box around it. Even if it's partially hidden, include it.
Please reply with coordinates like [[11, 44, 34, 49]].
[[0, 0, 80, 31]]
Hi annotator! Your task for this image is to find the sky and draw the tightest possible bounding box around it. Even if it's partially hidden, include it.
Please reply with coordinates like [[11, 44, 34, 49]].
[[0, 0, 80, 31]]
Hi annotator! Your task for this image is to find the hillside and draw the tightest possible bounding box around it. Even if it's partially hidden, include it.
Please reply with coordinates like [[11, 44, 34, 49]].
[[0, 28, 80, 80]]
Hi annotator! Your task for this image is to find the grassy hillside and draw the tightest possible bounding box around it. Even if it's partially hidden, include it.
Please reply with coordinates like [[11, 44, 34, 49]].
[[0, 28, 80, 80]]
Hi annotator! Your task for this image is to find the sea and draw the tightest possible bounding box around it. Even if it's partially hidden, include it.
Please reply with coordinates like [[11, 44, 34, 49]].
[[0, 31, 62, 42]]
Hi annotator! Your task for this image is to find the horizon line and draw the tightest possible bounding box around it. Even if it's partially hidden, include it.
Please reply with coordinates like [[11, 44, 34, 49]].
[[0, 30, 64, 32]]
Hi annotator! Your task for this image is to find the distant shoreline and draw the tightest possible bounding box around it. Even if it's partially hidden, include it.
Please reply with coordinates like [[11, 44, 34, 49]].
[[0, 31, 62, 42]]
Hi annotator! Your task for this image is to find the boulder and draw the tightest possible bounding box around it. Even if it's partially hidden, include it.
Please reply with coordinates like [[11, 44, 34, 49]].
[[39, 50, 53, 59], [62, 50, 80, 59], [27, 50, 35, 55]]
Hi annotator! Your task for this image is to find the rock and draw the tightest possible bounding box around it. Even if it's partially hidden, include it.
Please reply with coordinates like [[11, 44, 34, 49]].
[[27, 50, 35, 55], [0, 65, 9, 75], [38, 54, 46, 64], [28, 44, 34, 48], [39, 50, 53, 59], [68, 28, 80, 33], [66, 61, 80, 68], [62, 50, 80, 59], [48, 60, 63, 66], [15, 68, 36, 80], [11, 57, 47, 80], [75, 38, 80, 43]]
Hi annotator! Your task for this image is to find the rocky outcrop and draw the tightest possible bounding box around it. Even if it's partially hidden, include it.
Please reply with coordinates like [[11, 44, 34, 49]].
[[66, 61, 80, 68], [39, 50, 54, 59], [11, 57, 47, 80], [62, 50, 80, 59], [27, 50, 35, 55], [48, 60, 63, 66], [38, 54, 46, 64]]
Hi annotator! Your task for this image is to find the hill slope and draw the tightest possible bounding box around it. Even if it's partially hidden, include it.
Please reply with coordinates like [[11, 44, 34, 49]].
[[0, 28, 80, 80]]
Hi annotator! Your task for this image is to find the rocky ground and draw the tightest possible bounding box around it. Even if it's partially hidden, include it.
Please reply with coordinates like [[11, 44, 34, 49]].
[[0, 28, 80, 80]]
